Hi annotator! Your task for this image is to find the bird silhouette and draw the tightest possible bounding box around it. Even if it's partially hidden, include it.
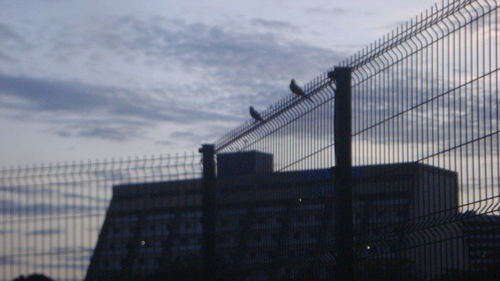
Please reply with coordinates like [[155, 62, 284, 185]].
[[249, 106, 263, 122], [290, 79, 310, 100]]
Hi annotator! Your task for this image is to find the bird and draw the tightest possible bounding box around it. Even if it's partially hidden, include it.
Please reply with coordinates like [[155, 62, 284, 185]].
[[249, 106, 263, 122], [290, 79, 310, 100]]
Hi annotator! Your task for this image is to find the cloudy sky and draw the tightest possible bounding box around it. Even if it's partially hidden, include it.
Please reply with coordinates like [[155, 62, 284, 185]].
[[0, 0, 439, 167]]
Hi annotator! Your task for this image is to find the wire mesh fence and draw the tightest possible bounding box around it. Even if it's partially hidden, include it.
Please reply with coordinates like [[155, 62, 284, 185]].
[[0, 0, 498, 281], [213, 0, 498, 280], [0, 153, 201, 281], [342, 0, 498, 279]]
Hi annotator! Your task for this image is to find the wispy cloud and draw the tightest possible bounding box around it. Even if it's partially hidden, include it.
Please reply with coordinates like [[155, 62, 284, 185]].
[[0, 74, 235, 141], [97, 16, 345, 120], [0, 198, 95, 216], [0, 229, 15, 236], [0, 22, 28, 62], [250, 18, 299, 31], [0, 16, 344, 145], [0, 255, 19, 265], [306, 7, 349, 16], [25, 228, 63, 236], [108, 17, 343, 81]]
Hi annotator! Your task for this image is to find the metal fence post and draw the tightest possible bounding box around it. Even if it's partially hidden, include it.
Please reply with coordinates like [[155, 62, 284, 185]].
[[332, 67, 353, 281], [200, 144, 216, 281]]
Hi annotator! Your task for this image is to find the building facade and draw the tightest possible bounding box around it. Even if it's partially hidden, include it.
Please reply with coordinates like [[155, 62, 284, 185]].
[[462, 212, 500, 273], [85, 151, 468, 281]]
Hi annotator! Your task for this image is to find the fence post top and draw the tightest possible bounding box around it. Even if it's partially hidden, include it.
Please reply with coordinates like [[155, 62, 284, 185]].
[[328, 67, 352, 80], [199, 144, 215, 154]]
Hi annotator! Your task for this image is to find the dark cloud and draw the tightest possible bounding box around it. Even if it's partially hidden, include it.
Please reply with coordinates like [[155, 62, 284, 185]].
[[0, 255, 19, 265], [167, 123, 236, 147], [0, 198, 95, 216], [0, 16, 345, 143], [0, 51, 14, 62], [9, 247, 90, 273], [0, 185, 56, 195], [250, 18, 299, 31], [61, 125, 141, 142], [0, 74, 236, 141], [306, 7, 349, 16], [0, 184, 109, 204], [0, 229, 15, 236], [0, 22, 30, 61], [25, 228, 63, 236], [0, 74, 230, 121], [0, 23, 22, 42], [169, 131, 200, 140], [51, 118, 153, 142], [155, 140, 174, 146]]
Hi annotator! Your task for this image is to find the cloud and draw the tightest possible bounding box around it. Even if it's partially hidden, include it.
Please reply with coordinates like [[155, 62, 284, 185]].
[[0, 74, 235, 141], [0, 185, 56, 195], [56, 125, 142, 142], [100, 17, 345, 109], [25, 228, 63, 236], [0, 22, 31, 62], [155, 140, 174, 146], [0, 198, 95, 216], [0, 22, 24, 44], [250, 18, 299, 31], [0, 23, 22, 42], [306, 7, 349, 16], [0, 256, 19, 265], [0, 183, 109, 204], [0, 74, 230, 121], [0, 229, 15, 236], [0, 16, 345, 143]]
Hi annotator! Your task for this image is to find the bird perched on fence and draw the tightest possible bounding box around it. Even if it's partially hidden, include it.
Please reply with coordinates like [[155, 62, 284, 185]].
[[290, 79, 309, 99], [249, 106, 263, 122]]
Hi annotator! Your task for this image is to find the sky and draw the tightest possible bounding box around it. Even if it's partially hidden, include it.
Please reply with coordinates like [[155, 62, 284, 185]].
[[0, 0, 440, 167]]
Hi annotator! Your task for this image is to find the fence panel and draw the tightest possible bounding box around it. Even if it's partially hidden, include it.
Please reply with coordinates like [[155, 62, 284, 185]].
[[0, 0, 497, 280], [213, 0, 498, 280], [342, 0, 498, 279], [0, 153, 201, 281]]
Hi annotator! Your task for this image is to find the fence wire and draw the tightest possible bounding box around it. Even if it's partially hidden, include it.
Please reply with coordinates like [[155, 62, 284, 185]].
[[214, 0, 498, 280], [0, 153, 201, 281], [0, 0, 497, 281], [342, 0, 498, 279]]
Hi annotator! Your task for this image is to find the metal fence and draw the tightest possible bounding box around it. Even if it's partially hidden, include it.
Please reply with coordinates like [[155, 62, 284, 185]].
[[0, 154, 201, 281], [0, 0, 498, 280], [213, 0, 498, 280]]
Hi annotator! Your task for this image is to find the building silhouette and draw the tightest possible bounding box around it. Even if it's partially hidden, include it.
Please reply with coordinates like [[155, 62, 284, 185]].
[[85, 151, 491, 281], [462, 211, 500, 273]]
